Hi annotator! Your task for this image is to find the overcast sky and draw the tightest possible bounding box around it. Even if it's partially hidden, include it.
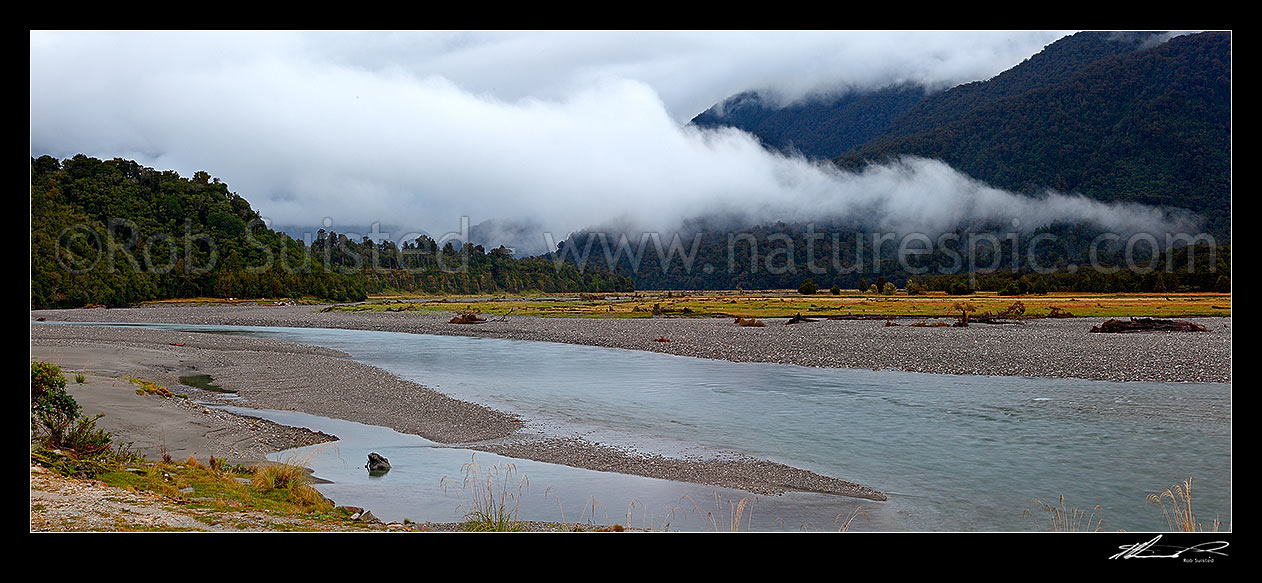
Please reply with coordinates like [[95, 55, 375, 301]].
[[34, 29, 1198, 248]]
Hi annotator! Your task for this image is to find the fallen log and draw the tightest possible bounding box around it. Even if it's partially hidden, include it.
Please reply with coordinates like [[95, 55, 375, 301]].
[[1089, 318, 1209, 333], [785, 313, 818, 325], [449, 312, 486, 324]]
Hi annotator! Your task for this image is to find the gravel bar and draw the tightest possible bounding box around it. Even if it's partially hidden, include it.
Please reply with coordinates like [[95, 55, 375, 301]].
[[33, 303, 1232, 383], [30, 318, 887, 499], [30, 304, 1230, 501]]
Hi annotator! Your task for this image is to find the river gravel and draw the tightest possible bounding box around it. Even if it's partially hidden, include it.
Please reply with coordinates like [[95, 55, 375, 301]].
[[30, 304, 1230, 501], [31, 319, 885, 499], [32, 303, 1232, 383]]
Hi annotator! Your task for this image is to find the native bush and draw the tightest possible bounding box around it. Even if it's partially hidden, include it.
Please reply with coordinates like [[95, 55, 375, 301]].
[[31, 361, 80, 446]]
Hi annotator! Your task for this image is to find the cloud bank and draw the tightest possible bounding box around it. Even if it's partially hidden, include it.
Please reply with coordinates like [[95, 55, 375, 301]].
[[30, 31, 1199, 253]]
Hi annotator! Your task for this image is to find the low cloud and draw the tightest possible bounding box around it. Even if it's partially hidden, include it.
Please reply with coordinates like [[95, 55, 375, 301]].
[[30, 31, 1199, 255]]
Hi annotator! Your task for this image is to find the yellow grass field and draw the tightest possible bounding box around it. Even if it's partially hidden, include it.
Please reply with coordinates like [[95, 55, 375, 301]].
[[333, 290, 1231, 320]]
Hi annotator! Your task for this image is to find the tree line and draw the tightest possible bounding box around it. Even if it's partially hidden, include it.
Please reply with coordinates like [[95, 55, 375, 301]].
[[31, 155, 631, 308]]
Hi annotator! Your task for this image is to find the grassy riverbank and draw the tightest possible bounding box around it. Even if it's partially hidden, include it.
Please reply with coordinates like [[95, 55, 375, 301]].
[[319, 290, 1231, 320]]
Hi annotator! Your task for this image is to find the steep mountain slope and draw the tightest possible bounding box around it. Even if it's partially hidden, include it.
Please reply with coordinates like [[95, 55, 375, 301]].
[[879, 31, 1174, 139], [688, 84, 927, 159], [836, 31, 1230, 237]]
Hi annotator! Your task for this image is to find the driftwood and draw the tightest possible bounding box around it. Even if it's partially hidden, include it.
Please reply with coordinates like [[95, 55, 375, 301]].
[[1046, 306, 1075, 318], [651, 303, 694, 316], [734, 317, 766, 327], [827, 314, 907, 320], [1090, 318, 1209, 333], [785, 313, 818, 325], [449, 312, 486, 324]]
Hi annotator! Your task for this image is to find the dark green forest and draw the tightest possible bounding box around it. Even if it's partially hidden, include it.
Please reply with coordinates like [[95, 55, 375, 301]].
[[692, 32, 1231, 241], [689, 84, 927, 159], [554, 221, 1228, 294], [30, 155, 632, 309], [835, 31, 1231, 238], [877, 31, 1172, 139]]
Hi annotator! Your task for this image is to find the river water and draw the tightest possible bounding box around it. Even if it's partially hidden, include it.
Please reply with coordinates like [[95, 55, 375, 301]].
[[53, 323, 1233, 531]]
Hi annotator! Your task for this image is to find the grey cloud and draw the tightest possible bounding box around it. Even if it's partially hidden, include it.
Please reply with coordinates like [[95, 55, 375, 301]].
[[31, 30, 1197, 255]]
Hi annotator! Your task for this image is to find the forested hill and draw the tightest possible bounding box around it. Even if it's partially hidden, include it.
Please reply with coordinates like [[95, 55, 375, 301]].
[[877, 31, 1171, 139], [689, 32, 1230, 240], [688, 84, 927, 159], [687, 32, 1158, 161], [835, 31, 1231, 238], [30, 155, 632, 309]]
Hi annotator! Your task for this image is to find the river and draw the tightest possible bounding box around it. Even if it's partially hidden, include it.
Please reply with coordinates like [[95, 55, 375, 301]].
[[52, 323, 1234, 531]]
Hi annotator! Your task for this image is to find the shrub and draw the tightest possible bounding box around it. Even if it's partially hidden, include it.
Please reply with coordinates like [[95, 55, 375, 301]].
[[63, 414, 113, 456], [905, 279, 925, 295], [998, 282, 1023, 296], [857, 278, 868, 293], [830, 284, 840, 295], [882, 282, 896, 295], [30, 361, 125, 478], [31, 361, 67, 401], [31, 361, 81, 446], [798, 278, 818, 295]]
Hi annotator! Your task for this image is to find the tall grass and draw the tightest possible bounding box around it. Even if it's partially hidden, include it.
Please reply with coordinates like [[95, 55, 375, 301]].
[[251, 451, 331, 510], [684, 492, 756, 532], [1024, 494, 1106, 532], [834, 506, 869, 532], [1146, 477, 1223, 532], [441, 454, 529, 532]]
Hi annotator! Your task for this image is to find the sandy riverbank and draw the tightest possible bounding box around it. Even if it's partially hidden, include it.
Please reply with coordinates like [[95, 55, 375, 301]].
[[30, 322, 885, 500]]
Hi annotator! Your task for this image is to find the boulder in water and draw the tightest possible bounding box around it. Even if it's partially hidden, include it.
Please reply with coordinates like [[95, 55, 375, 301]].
[[366, 452, 391, 474]]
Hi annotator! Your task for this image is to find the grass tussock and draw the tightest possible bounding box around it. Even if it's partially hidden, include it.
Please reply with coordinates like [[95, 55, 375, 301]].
[[1024, 494, 1106, 532], [834, 506, 869, 532], [126, 377, 179, 398], [93, 454, 340, 525], [1146, 477, 1223, 532], [250, 453, 332, 511], [1025, 477, 1226, 533], [441, 455, 529, 532], [684, 492, 757, 532]]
